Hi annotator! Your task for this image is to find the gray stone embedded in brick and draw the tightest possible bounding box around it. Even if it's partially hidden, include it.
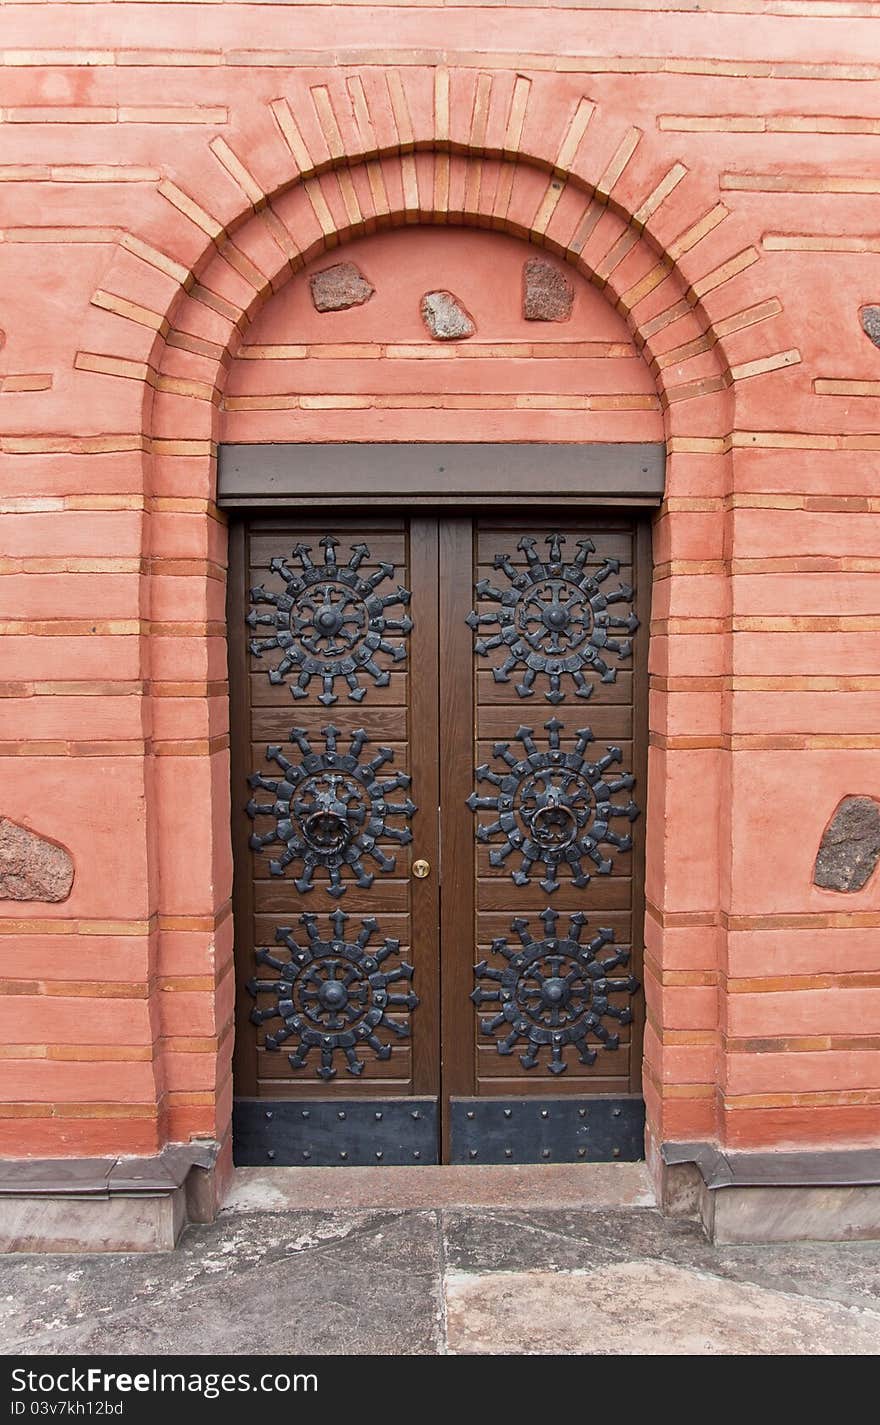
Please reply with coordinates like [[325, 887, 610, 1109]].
[[860, 306, 880, 348], [0, 818, 74, 902], [309, 263, 374, 312], [523, 258, 574, 322], [420, 290, 475, 341], [813, 795, 880, 892]]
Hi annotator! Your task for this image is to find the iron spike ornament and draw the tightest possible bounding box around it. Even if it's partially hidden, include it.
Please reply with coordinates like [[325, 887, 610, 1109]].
[[247, 536, 413, 705], [466, 531, 639, 703], [467, 718, 640, 893], [247, 724, 417, 897], [471, 908, 639, 1076], [249, 911, 418, 1080]]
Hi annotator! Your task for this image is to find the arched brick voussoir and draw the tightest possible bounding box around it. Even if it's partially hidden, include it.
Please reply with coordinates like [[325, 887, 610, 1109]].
[[71, 70, 795, 440], [69, 60, 799, 429], [150, 152, 758, 424]]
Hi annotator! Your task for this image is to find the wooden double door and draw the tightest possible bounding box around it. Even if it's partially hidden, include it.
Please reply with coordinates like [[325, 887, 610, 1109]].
[[230, 512, 650, 1164]]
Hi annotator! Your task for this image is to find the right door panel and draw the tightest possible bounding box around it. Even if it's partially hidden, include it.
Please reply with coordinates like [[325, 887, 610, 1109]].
[[441, 514, 650, 1163]]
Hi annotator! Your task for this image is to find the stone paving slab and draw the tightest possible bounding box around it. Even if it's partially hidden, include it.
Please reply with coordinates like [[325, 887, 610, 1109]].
[[441, 1206, 880, 1311], [0, 1205, 878, 1356], [444, 1261, 880, 1356], [0, 1211, 444, 1356]]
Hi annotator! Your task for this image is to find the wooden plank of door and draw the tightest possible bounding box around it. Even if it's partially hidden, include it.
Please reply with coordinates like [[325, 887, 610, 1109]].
[[629, 516, 653, 1097], [231, 515, 437, 1106], [438, 517, 478, 1159], [408, 517, 441, 1098], [466, 514, 644, 1096]]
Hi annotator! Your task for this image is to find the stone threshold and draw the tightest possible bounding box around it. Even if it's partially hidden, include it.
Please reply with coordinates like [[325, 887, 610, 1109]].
[[0, 1143, 219, 1253], [662, 1141, 880, 1244], [224, 1161, 656, 1214]]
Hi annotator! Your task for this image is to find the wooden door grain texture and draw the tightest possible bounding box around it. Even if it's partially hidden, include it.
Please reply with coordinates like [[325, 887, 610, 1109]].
[[445, 516, 648, 1101], [230, 510, 649, 1156], [230, 516, 440, 1102]]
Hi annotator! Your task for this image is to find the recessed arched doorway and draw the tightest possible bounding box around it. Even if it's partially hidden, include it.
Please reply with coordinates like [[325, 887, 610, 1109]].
[[216, 225, 664, 1165]]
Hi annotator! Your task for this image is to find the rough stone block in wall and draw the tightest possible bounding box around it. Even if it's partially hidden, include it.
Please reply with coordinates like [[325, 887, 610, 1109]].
[[814, 797, 880, 893], [0, 820, 73, 903], [523, 259, 574, 322], [309, 263, 375, 312], [420, 290, 475, 340], [860, 306, 880, 349]]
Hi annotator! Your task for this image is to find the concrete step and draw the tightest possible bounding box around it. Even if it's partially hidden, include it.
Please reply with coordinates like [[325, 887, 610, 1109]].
[[223, 1161, 656, 1213]]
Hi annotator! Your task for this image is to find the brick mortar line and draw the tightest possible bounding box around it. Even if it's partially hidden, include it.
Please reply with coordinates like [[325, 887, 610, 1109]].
[[649, 734, 880, 749], [3, 734, 876, 754], [0, 622, 228, 636], [0, 906, 233, 936], [1, 0, 874, 8], [722, 1090, 880, 1107], [724, 975, 880, 992], [646, 904, 880, 928], [644, 962, 880, 993], [0, 738, 231, 757], [222, 394, 662, 410], [0, 1105, 161, 1120], [723, 1037, 880, 1051], [10, 433, 880, 456], [0, 1094, 224, 1118], [652, 676, 880, 690], [0, 1038, 231, 1061], [651, 616, 880, 630], [5, 52, 880, 82], [1, 0, 877, 9], [238, 342, 640, 358], [0, 682, 231, 696], [0, 973, 233, 997]]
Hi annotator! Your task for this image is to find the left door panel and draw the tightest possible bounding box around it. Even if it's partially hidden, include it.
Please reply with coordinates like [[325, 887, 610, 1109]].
[[228, 516, 440, 1164]]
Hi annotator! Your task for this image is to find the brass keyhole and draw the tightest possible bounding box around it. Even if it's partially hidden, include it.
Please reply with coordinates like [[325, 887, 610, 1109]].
[[412, 858, 431, 879]]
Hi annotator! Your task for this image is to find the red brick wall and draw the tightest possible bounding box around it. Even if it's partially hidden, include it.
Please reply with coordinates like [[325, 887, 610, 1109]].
[[1, 2, 879, 1167]]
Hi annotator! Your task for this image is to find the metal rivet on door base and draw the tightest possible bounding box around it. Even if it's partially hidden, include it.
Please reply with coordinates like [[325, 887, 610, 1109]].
[[449, 1097, 645, 1164], [233, 1098, 439, 1167]]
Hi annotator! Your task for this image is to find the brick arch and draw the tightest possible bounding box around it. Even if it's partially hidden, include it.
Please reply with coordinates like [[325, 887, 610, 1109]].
[[76, 86, 800, 1164], [77, 82, 801, 463], [75, 65, 804, 483], [150, 154, 735, 451], [137, 143, 745, 458]]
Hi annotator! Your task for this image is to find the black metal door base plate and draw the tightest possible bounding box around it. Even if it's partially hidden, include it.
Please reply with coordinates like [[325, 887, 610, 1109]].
[[234, 1096, 644, 1165], [450, 1096, 645, 1164], [233, 1097, 439, 1166]]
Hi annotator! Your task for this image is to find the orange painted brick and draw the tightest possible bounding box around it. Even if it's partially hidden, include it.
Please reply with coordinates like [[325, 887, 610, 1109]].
[[723, 1105, 880, 1150]]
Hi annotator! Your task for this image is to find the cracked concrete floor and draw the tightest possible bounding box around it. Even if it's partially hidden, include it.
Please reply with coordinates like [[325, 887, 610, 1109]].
[[1, 1201, 880, 1355]]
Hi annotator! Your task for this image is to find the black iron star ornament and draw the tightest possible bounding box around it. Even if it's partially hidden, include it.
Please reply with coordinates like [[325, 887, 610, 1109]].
[[467, 718, 639, 893], [247, 536, 413, 705], [247, 724, 416, 897], [472, 908, 639, 1076], [467, 531, 639, 703], [249, 911, 418, 1080]]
